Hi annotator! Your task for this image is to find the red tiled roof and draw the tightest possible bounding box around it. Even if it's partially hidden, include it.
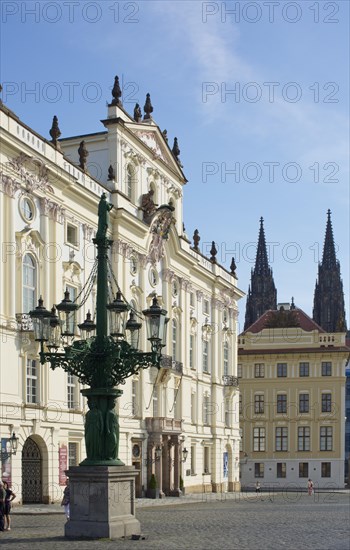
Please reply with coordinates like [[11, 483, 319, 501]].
[[242, 308, 326, 335]]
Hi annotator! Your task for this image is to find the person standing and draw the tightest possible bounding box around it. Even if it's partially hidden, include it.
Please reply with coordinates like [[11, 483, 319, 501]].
[[307, 479, 314, 496], [3, 481, 16, 530], [0, 481, 5, 532], [61, 478, 70, 520]]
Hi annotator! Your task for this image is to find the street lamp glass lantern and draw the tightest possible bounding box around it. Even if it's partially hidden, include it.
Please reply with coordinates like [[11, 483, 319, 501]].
[[56, 289, 79, 340], [143, 296, 167, 351], [78, 311, 96, 340], [182, 447, 188, 462], [125, 311, 142, 350], [9, 432, 18, 455], [29, 296, 51, 342], [107, 291, 128, 340]]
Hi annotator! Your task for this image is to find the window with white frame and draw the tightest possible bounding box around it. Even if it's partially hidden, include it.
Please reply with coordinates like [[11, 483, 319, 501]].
[[225, 398, 231, 427], [203, 446, 210, 474], [253, 427, 265, 451], [23, 254, 36, 313], [68, 442, 79, 466], [189, 334, 195, 369], [254, 394, 264, 414], [203, 299, 210, 316], [190, 292, 195, 308], [191, 392, 196, 424], [66, 285, 79, 330], [223, 342, 229, 376], [66, 223, 79, 247], [26, 358, 38, 404], [153, 385, 158, 417], [254, 363, 265, 378], [191, 445, 196, 475], [237, 363, 242, 378], [203, 340, 209, 373], [275, 427, 288, 451], [132, 379, 139, 417], [320, 426, 333, 450], [172, 320, 177, 360], [298, 426, 310, 451], [67, 373, 78, 409], [203, 394, 210, 425]]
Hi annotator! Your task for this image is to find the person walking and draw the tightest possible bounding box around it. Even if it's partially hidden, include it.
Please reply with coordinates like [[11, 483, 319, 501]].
[[255, 481, 261, 494], [307, 479, 314, 496], [61, 478, 70, 520], [3, 481, 16, 531], [0, 481, 5, 532]]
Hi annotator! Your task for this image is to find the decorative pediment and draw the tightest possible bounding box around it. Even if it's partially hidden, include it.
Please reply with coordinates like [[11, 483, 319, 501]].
[[62, 261, 83, 284], [15, 228, 45, 258], [5, 153, 54, 195], [133, 129, 172, 166]]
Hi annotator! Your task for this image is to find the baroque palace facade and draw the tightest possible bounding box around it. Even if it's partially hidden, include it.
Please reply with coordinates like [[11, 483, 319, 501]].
[[239, 217, 349, 488], [0, 79, 243, 504]]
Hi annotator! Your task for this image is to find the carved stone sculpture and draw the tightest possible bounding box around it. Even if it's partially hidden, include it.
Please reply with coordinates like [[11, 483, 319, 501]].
[[96, 192, 113, 239], [105, 398, 119, 460], [49, 115, 61, 150], [210, 241, 217, 263], [110, 75, 122, 106], [143, 93, 153, 120], [193, 229, 200, 251], [230, 257, 237, 277], [85, 397, 104, 461], [162, 129, 168, 143], [78, 141, 89, 172], [107, 165, 115, 181], [140, 189, 157, 224], [134, 103, 142, 122]]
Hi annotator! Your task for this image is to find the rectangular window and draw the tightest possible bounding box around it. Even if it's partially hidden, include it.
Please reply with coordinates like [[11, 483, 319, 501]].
[[254, 395, 264, 414], [191, 445, 196, 475], [275, 427, 288, 451], [225, 399, 230, 427], [66, 223, 78, 247], [254, 363, 265, 378], [68, 442, 78, 467], [253, 427, 265, 451], [203, 395, 210, 425], [66, 285, 79, 332], [321, 393, 332, 413], [172, 321, 177, 361], [254, 463, 264, 478], [322, 362, 332, 376], [153, 386, 158, 417], [277, 363, 287, 377], [237, 364, 242, 378], [204, 447, 210, 474], [299, 462, 309, 478], [299, 393, 309, 413], [26, 359, 38, 404], [190, 292, 195, 308], [277, 463, 286, 478], [203, 299, 210, 316], [298, 427, 310, 451], [277, 394, 287, 414], [189, 335, 194, 369], [299, 362, 309, 377], [223, 344, 229, 376], [191, 393, 196, 424], [132, 380, 138, 417], [67, 374, 76, 409], [203, 341, 209, 373], [321, 462, 331, 478], [320, 426, 333, 451]]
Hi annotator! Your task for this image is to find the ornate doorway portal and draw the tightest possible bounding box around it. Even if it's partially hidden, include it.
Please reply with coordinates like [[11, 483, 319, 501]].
[[22, 437, 43, 503]]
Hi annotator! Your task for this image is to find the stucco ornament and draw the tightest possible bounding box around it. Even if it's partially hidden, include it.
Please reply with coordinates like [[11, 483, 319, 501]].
[[147, 207, 175, 265]]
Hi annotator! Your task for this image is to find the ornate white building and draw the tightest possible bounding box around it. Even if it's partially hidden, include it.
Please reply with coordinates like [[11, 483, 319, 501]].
[[0, 82, 243, 504]]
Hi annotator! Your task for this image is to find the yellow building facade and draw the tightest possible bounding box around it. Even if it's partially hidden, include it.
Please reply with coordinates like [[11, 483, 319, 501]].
[[238, 306, 349, 489]]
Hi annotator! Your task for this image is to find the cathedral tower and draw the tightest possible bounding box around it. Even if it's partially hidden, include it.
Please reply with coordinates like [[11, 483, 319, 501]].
[[313, 210, 347, 332], [244, 218, 277, 330]]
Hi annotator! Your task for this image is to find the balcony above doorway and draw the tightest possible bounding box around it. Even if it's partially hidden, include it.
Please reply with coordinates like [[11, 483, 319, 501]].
[[145, 417, 183, 434]]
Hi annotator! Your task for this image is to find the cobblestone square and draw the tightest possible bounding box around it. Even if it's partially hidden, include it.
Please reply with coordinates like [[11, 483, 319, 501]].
[[2, 492, 349, 550]]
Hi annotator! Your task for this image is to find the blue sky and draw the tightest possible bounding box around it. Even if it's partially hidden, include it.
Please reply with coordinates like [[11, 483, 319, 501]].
[[1, 0, 349, 331]]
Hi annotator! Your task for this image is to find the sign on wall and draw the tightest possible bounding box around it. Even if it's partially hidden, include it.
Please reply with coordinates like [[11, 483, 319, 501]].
[[59, 445, 68, 486]]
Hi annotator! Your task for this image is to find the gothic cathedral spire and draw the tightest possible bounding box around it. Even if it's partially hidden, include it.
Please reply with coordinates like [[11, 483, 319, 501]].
[[244, 218, 277, 330], [313, 210, 347, 332]]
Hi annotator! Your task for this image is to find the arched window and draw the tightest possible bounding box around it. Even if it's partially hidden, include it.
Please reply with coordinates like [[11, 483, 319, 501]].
[[23, 254, 36, 313]]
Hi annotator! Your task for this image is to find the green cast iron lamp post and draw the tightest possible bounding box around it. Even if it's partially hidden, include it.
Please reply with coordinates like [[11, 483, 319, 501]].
[[29, 193, 167, 466]]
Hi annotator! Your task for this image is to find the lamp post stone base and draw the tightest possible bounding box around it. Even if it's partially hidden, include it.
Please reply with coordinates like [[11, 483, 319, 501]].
[[65, 465, 141, 540]]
